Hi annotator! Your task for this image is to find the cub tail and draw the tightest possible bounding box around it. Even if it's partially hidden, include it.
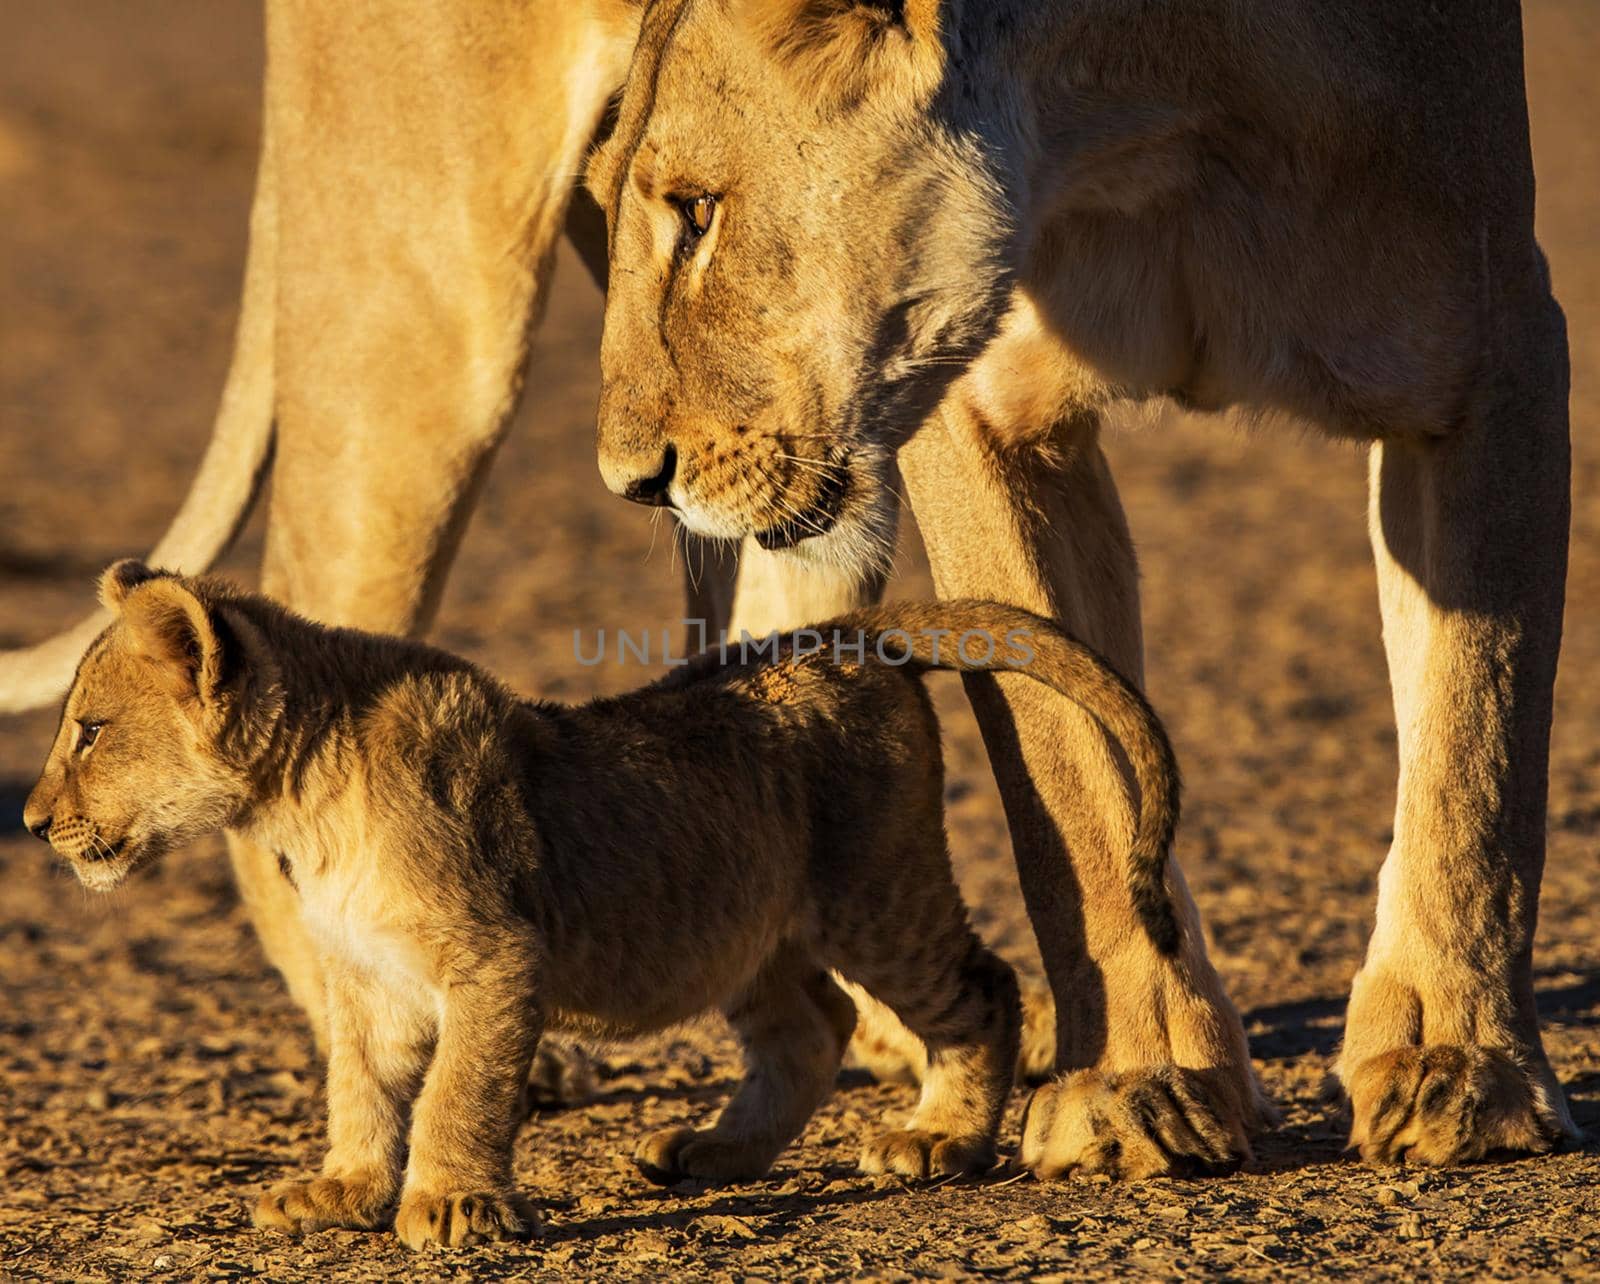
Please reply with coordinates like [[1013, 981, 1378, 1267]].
[[836, 600, 1182, 957]]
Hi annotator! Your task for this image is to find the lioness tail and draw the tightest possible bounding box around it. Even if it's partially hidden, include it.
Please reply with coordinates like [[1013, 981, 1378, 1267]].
[[0, 128, 277, 713]]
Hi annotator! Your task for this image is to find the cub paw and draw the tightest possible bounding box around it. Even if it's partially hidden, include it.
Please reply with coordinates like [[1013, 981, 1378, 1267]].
[[526, 1037, 598, 1112], [860, 1128, 996, 1180], [252, 1174, 391, 1235], [1021, 1066, 1251, 1180], [393, 1188, 540, 1250], [1345, 1045, 1564, 1166], [634, 1126, 773, 1185]]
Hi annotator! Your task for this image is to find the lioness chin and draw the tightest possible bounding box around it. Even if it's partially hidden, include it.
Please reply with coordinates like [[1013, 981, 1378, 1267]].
[[24, 559, 1191, 1249]]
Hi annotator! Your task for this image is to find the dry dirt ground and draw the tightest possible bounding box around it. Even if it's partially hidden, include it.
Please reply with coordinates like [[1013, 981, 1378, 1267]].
[[1, 3, 1597, 1280]]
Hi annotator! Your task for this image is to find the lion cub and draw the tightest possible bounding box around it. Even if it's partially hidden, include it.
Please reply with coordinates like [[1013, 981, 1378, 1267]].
[[25, 561, 1181, 1250]]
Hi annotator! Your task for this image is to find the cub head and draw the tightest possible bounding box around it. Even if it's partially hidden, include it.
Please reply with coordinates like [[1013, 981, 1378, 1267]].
[[587, 0, 1012, 573], [23, 560, 279, 891]]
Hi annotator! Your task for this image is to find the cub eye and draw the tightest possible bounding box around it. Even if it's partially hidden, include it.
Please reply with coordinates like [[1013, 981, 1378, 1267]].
[[679, 194, 716, 238], [77, 721, 104, 753]]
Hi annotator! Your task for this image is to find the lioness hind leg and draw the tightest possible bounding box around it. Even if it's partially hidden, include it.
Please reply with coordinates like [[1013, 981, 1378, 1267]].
[[230, 1, 637, 1061], [1344, 1044, 1560, 1166], [523, 1036, 599, 1112], [1343, 310, 1578, 1163], [840, 982, 927, 1085], [635, 954, 855, 1185]]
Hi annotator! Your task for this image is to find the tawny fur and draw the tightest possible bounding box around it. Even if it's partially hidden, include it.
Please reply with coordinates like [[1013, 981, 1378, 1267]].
[[583, 0, 1576, 1175], [3, 0, 1575, 1181], [26, 561, 1179, 1248]]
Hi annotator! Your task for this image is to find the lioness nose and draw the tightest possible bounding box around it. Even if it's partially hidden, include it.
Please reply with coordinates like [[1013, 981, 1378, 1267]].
[[600, 442, 677, 508], [23, 811, 51, 841]]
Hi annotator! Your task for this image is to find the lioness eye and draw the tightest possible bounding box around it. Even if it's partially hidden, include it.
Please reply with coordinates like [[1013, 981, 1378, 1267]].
[[680, 194, 716, 237], [78, 721, 104, 752]]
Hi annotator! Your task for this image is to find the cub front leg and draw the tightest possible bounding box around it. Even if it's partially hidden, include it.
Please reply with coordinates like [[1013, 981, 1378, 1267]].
[[394, 945, 543, 1250], [253, 971, 430, 1234]]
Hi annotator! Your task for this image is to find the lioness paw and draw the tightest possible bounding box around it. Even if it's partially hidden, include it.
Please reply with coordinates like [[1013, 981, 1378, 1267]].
[[394, 1188, 540, 1250], [1346, 1045, 1564, 1166], [634, 1125, 774, 1185], [860, 1128, 995, 1180], [1021, 1066, 1250, 1180], [252, 1175, 390, 1235]]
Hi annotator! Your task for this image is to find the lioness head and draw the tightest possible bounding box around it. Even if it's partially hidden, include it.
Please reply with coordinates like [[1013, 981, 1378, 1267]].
[[587, 0, 1012, 572], [23, 561, 278, 890]]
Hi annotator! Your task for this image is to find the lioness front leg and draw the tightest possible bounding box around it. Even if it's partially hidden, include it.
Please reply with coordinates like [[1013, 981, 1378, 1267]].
[[1343, 320, 1579, 1165], [253, 972, 429, 1234], [900, 396, 1264, 1180], [394, 946, 543, 1250]]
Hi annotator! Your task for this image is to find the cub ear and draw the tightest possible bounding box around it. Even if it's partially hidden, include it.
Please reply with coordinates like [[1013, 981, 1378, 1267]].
[[119, 577, 228, 702], [738, 0, 955, 111], [98, 559, 163, 612]]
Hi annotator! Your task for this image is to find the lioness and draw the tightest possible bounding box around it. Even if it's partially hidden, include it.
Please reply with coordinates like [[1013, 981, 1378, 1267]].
[[0, 0, 1573, 1176], [23, 560, 1191, 1248]]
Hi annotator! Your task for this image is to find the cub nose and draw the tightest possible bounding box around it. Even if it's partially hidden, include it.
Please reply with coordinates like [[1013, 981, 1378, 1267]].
[[600, 442, 677, 508], [22, 780, 55, 841]]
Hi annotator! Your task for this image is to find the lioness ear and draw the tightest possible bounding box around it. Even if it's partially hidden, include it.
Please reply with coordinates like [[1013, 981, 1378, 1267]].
[[98, 559, 162, 612], [738, 0, 955, 111], [120, 578, 227, 702]]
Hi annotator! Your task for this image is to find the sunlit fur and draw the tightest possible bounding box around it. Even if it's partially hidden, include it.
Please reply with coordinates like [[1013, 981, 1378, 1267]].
[[587, 0, 1577, 1176], [6, 0, 1575, 1184], [26, 561, 1197, 1247], [587, 0, 1013, 574], [588, 0, 1507, 577]]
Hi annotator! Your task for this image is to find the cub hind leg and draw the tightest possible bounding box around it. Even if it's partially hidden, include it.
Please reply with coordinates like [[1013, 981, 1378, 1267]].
[[829, 859, 1022, 1180], [635, 949, 855, 1185], [845, 974, 1056, 1087]]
